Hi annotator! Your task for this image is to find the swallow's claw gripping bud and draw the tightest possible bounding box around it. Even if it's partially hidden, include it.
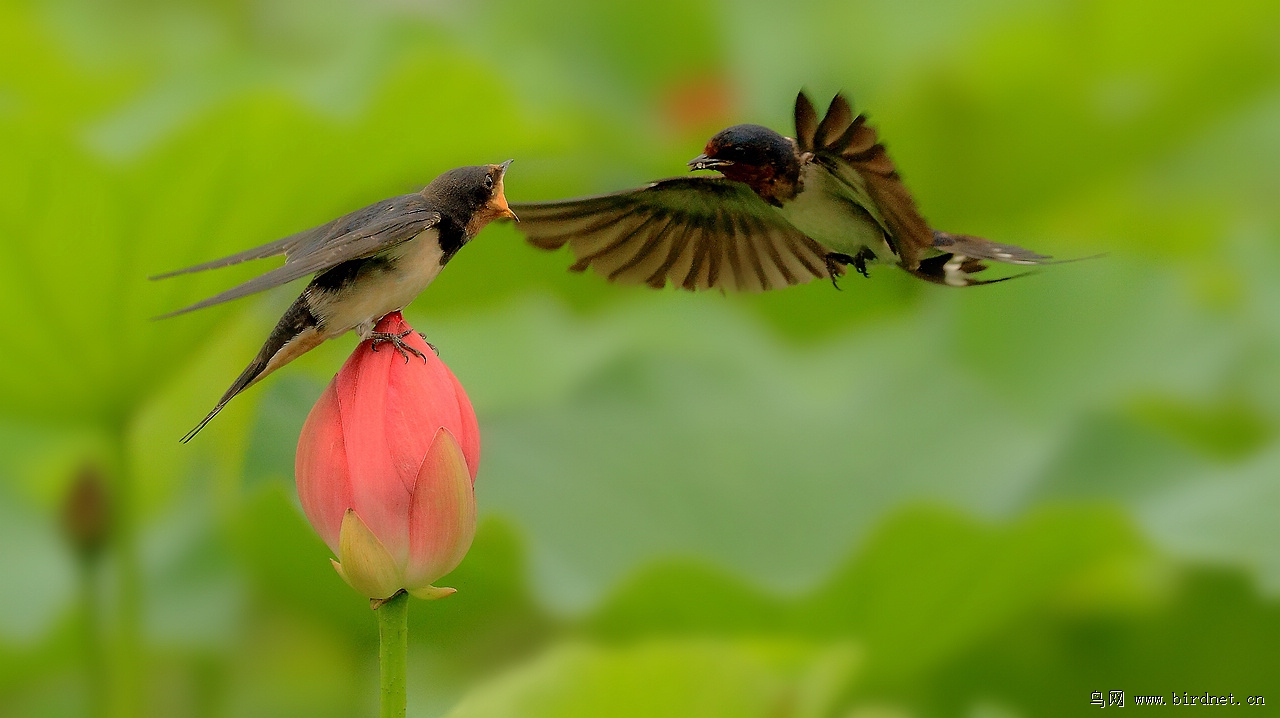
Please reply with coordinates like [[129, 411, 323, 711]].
[[369, 328, 428, 364], [417, 332, 440, 356]]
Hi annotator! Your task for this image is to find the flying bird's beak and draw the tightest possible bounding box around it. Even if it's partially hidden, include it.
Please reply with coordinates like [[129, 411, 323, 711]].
[[687, 154, 732, 172]]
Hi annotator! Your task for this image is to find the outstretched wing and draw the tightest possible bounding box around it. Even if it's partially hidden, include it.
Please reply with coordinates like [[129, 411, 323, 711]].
[[795, 91, 1059, 284], [511, 177, 834, 292], [155, 194, 440, 318], [794, 92, 935, 268]]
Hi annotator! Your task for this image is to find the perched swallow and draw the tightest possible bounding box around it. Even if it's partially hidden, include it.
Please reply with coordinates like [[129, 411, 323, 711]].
[[154, 162, 517, 442], [511, 91, 1056, 291]]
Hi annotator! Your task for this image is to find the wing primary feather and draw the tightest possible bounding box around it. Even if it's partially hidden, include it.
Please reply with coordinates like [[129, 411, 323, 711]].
[[794, 91, 818, 152], [525, 206, 640, 251], [510, 199, 617, 222], [705, 216, 726, 288], [575, 210, 662, 266], [760, 225, 798, 285], [671, 223, 704, 290], [680, 225, 711, 289], [154, 206, 438, 319], [150, 203, 393, 280], [153, 263, 308, 319], [777, 229, 824, 277], [607, 212, 678, 281], [814, 94, 854, 149], [831, 115, 874, 157], [736, 214, 770, 291], [149, 235, 297, 280], [644, 217, 698, 288], [684, 220, 715, 289], [720, 211, 745, 291]]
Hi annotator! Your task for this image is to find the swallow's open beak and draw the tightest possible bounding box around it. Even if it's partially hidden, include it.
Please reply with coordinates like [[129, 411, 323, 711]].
[[687, 154, 733, 172], [492, 192, 518, 222], [493, 159, 518, 222]]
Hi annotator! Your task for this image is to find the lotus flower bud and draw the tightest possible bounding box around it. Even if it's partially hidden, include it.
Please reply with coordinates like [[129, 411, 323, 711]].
[[295, 312, 480, 600], [61, 463, 111, 560]]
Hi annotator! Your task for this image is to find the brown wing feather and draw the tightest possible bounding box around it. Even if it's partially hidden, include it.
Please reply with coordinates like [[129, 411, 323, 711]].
[[832, 115, 875, 157], [860, 166, 935, 269], [512, 177, 831, 293], [803, 93, 935, 269], [813, 94, 854, 149], [794, 92, 819, 153]]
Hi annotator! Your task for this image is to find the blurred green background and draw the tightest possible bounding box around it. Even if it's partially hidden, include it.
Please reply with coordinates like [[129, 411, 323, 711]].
[[3, 0, 1280, 715]]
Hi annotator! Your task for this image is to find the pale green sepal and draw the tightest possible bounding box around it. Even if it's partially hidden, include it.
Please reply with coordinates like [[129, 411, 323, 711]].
[[407, 585, 456, 600], [334, 508, 403, 599]]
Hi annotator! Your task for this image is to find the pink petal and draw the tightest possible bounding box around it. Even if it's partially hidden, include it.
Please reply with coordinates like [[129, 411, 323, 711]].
[[295, 382, 352, 554], [446, 366, 482, 483], [371, 312, 473, 489], [335, 331, 413, 564], [385, 353, 456, 490]]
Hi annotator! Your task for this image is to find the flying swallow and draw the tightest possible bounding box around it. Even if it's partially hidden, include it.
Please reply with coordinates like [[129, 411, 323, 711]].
[[511, 91, 1058, 290], [153, 162, 517, 442]]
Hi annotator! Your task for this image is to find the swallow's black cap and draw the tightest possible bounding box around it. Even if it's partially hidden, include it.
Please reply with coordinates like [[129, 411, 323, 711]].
[[688, 124, 793, 173]]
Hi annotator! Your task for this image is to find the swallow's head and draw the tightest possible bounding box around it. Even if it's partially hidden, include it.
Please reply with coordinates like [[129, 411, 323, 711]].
[[430, 160, 518, 236], [688, 124, 801, 204]]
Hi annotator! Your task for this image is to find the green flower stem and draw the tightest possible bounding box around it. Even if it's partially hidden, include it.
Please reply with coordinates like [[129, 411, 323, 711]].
[[376, 591, 410, 718], [77, 556, 106, 718], [107, 429, 143, 718]]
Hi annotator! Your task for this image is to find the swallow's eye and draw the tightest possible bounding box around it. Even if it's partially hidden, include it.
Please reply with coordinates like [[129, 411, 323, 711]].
[[484, 174, 494, 190]]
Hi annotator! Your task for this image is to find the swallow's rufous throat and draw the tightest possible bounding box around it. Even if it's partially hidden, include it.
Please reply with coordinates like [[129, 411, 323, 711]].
[[511, 92, 1061, 291], [153, 162, 517, 442]]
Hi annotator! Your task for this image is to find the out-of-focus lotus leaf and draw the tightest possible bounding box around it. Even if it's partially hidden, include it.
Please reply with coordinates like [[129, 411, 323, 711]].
[[443, 639, 859, 718], [586, 506, 1150, 683], [910, 568, 1280, 716]]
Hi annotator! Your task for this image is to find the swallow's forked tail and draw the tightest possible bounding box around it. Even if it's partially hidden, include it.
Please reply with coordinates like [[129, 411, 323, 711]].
[[181, 298, 323, 443], [910, 230, 1101, 287], [181, 365, 259, 444]]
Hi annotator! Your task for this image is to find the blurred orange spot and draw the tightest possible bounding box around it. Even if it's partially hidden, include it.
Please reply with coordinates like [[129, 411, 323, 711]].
[[662, 75, 734, 134]]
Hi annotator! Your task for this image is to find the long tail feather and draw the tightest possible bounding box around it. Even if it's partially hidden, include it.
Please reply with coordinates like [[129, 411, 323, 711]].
[[181, 297, 321, 442], [931, 231, 1053, 265], [914, 231, 1099, 286], [907, 253, 1035, 287]]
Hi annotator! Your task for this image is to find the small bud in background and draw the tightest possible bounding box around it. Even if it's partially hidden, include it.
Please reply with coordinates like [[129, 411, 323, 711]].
[[295, 312, 480, 601], [61, 463, 111, 560]]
